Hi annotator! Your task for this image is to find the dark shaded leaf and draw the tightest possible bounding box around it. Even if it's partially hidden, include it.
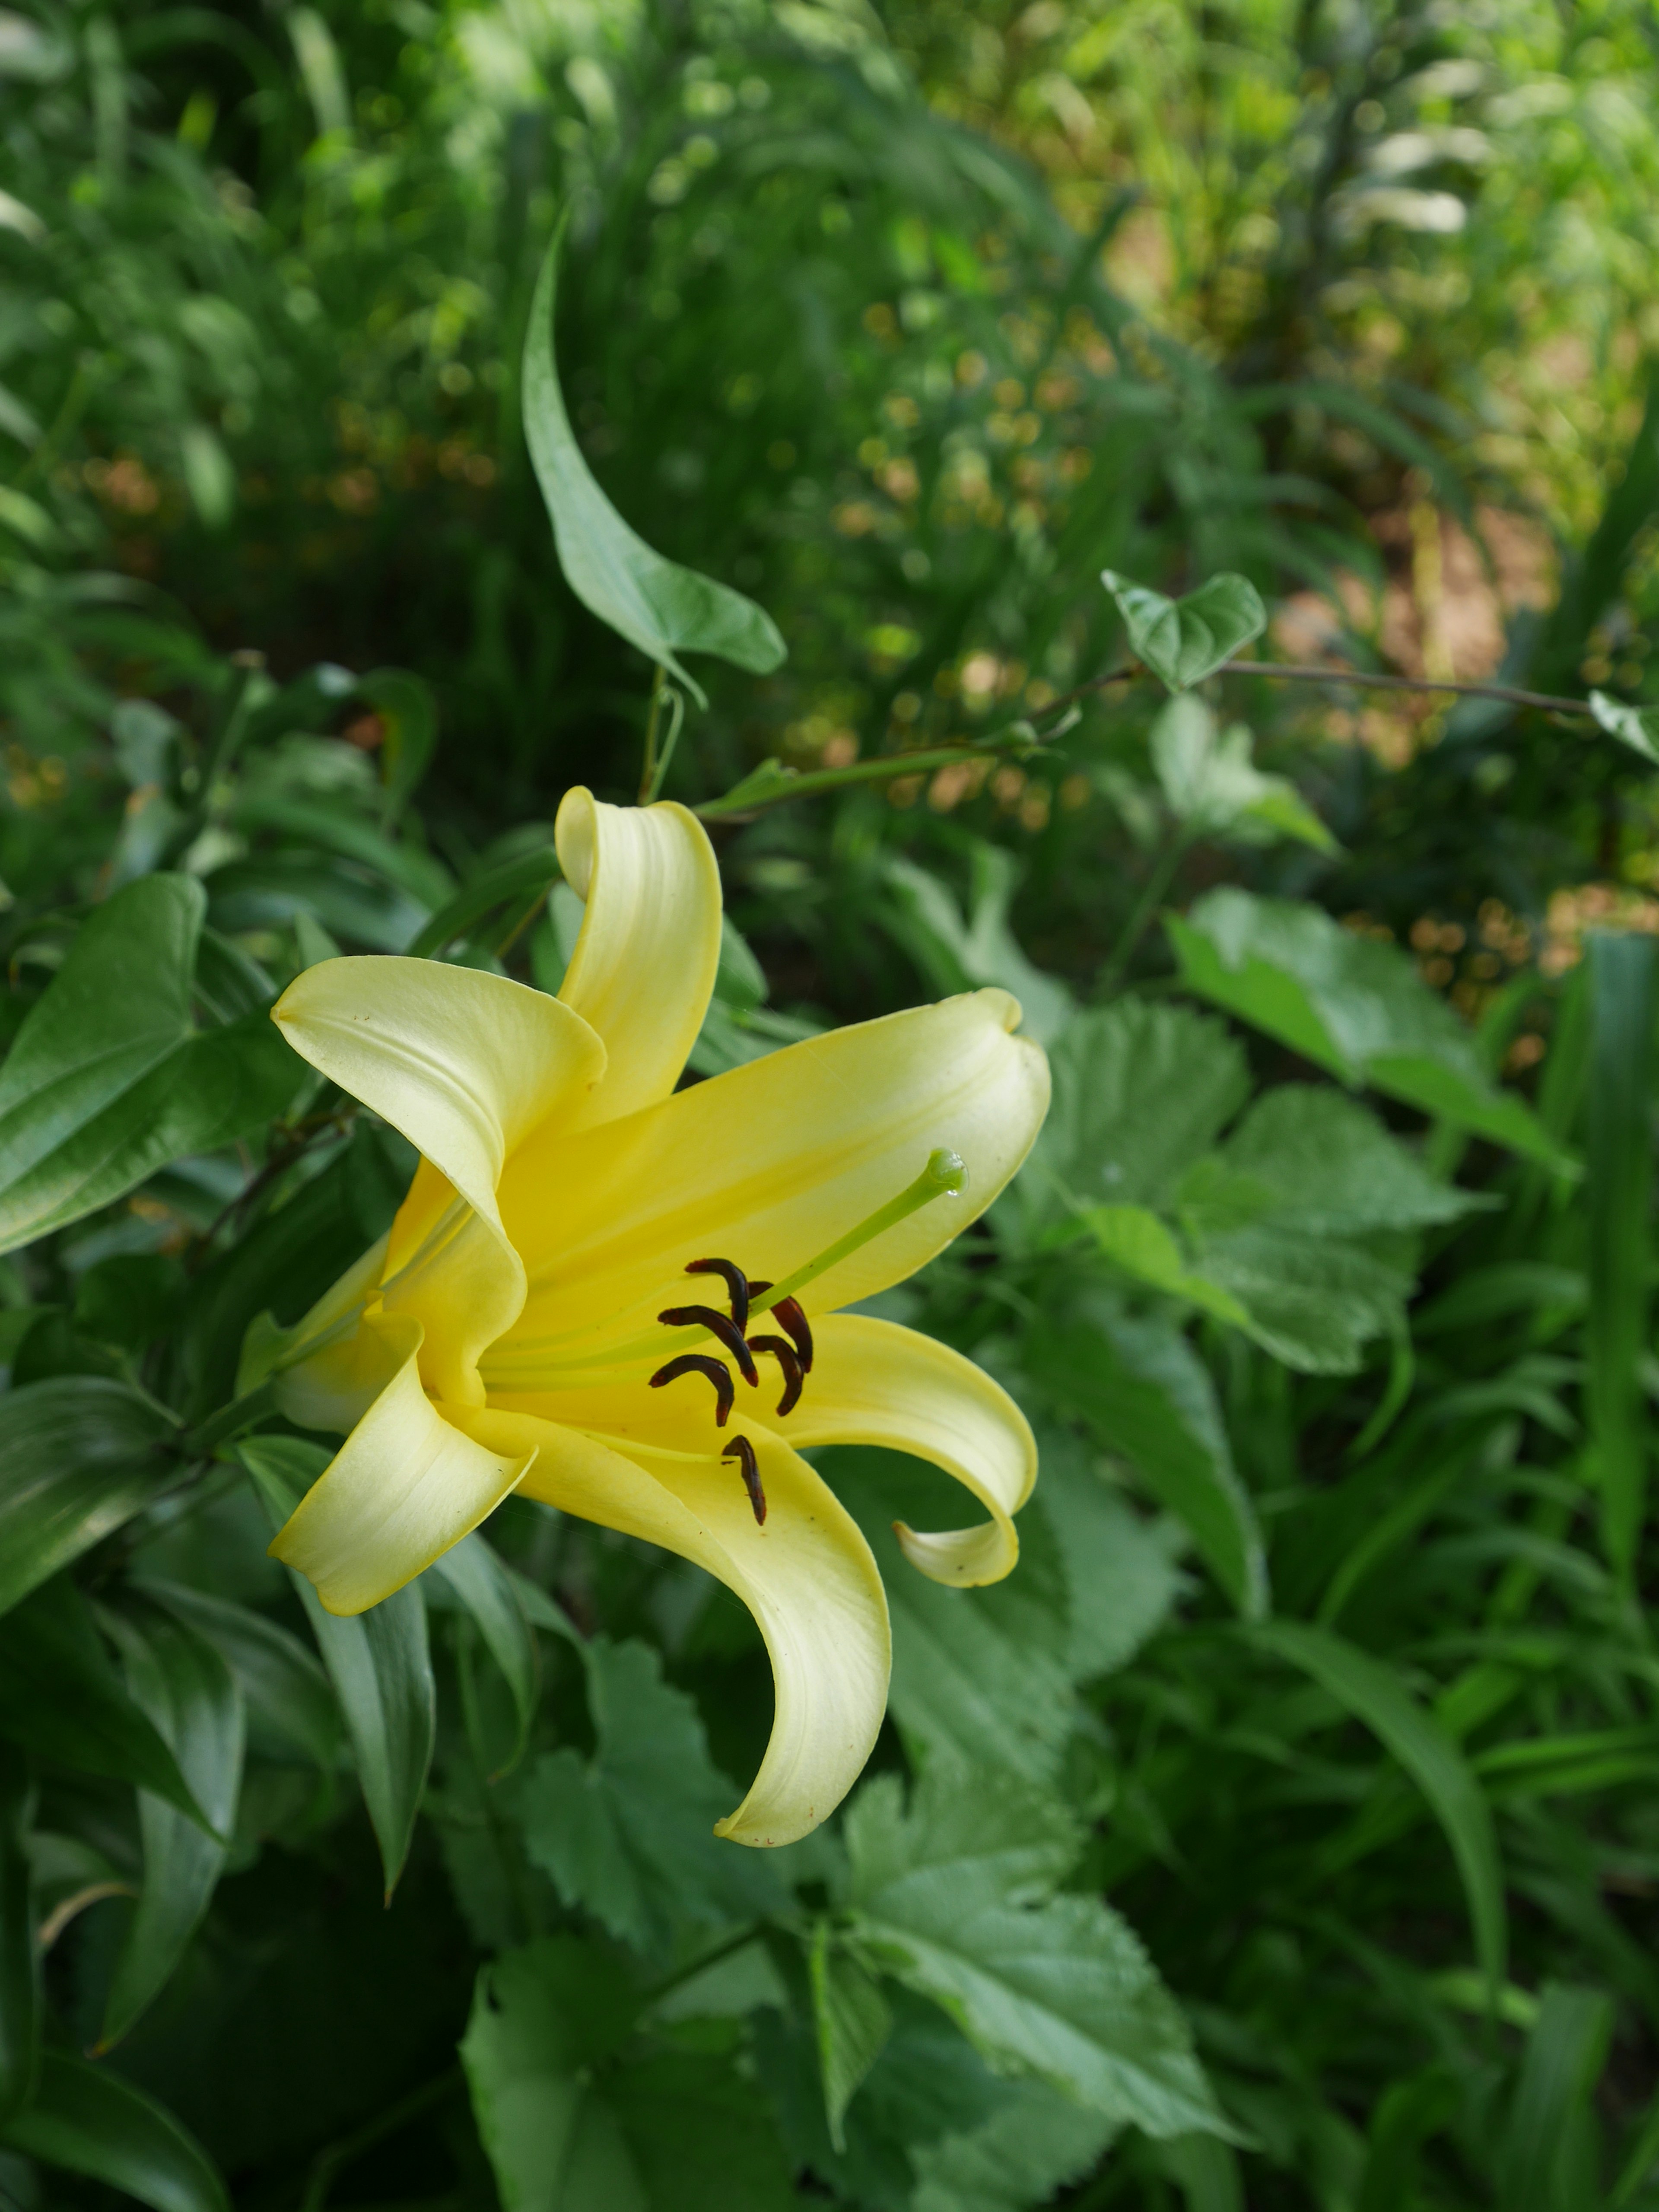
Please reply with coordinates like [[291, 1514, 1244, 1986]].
[[0, 1379, 175, 1620], [0, 2053, 229, 2212]]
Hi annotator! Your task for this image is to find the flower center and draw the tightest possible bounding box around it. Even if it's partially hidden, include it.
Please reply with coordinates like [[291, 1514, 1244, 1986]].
[[646, 1147, 968, 1526]]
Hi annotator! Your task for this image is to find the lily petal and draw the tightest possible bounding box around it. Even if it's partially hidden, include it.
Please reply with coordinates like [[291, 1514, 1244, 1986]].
[[270, 1315, 536, 1615], [490, 988, 1049, 1384], [554, 787, 723, 1127], [468, 1407, 890, 1846], [273, 959, 606, 1405], [775, 1313, 1033, 1586], [273, 958, 606, 1226]]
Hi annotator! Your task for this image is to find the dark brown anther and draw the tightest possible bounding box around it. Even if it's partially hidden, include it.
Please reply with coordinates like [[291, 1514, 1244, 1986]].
[[650, 1354, 734, 1427], [723, 1434, 766, 1525], [749, 1335, 804, 1417], [657, 1305, 759, 1386], [751, 1283, 814, 1374], [685, 1257, 749, 1334]]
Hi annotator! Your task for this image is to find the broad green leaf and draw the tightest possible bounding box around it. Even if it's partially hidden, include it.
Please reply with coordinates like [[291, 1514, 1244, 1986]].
[[1497, 1983, 1612, 2212], [1218, 1086, 1482, 1237], [910, 2073, 1118, 2212], [1084, 1205, 1253, 1327], [1149, 695, 1336, 851], [0, 1747, 36, 2122], [1020, 1001, 1249, 1235], [1101, 570, 1266, 693], [1193, 1224, 1410, 1375], [883, 846, 1075, 1047], [1027, 1319, 1266, 1618], [1031, 1425, 1184, 1681], [0, 2053, 229, 2212], [0, 1378, 175, 1620], [425, 1532, 539, 1778], [846, 1766, 1227, 2139], [523, 221, 785, 704], [461, 1937, 795, 2212], [99, 1598, 245, 2048], [515, 1636, 779, 1953], [0, 1581, 209, 1827], [1166, 890, 1567, 1166], [1251, 1621, 1506, 1993], [239, 1437, 434, 1898], [1584, 932, 1655, 1580], [810, 1920, 892, 2153], [143, 1583, 341, 1770], [0, 874, 300, 1252], [1589, 688, 1659, 764], [831, 1449, 1078, 1783]]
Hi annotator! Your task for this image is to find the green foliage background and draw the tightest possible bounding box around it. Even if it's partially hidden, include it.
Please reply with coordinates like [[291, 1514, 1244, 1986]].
[[6, 3, 1659, 2209]]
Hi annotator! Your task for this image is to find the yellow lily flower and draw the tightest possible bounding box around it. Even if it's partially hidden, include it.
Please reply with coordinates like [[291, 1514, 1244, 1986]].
[[260, 789, 1050, 1845]]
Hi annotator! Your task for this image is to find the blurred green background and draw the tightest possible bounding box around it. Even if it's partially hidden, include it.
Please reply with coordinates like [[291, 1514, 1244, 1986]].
[[10, 4, 1659, 2209]]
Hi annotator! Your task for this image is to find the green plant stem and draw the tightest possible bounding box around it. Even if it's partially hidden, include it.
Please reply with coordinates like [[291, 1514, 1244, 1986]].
[[694, 737, 1043, 821], [637, 664, 668, 804], [298, 2067, 463, 2212], [181, 1379, 277, 1459], [1094, 836, 1189, 1000], [643, 1922, 765, 2007]]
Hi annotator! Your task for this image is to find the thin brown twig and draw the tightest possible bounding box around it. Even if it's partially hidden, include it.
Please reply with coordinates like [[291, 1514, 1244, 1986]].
[[1038, 656, 1592, 721]]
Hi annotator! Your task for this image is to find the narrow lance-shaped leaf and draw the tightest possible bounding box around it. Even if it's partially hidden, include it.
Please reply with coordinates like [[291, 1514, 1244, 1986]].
[[99, 1599, 245, 2049], [1584, 931, 1655, 1583], [0, 874, 300, 1253], [0, 1581, 211, 1830], [0, 2053, 230, 2212], [238, 1437, 434, 1898], [424, 1532, 539, 1779], [522, 216, 786, 706], [0, 1378, 175, 1621], [809, 1919, 892, 2154], [0, 1745, 37, 2123], [1250, 1621, 1506, 1996]]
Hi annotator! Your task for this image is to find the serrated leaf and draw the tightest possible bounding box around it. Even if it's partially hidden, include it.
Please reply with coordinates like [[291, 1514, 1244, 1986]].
[[523, 220, 785, 705], [910, 2073, 1118, 2212], [515, 1637, 780, 1954], [846, 1766, 1226, 2139], [1101, 570, 1266, 693], [1024, 1001, 1249, 1224], [1030, 1425, 1184, 1681], [810, 1920, 893, 2153], [1220, 1086, 1482, 1237], [238, 1437, 434, 1898], [831, 1449, 1078, 1782], [0, 874, 300, 1253], [461, 1938, 795, 2212], [100, 1598, 245, 2048], [0, 1379, 175, 1620], [1166, 889, 1566, 1166], [1027, 1318, 1265, 1618], [0, 2053, 229, 2212]]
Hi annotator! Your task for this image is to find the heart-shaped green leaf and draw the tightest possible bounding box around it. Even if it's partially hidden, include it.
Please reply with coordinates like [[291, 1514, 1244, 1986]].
[[522, 218, 786, 706], [1101, 570, 1267, 693], [1589, 689, 1659, 763]]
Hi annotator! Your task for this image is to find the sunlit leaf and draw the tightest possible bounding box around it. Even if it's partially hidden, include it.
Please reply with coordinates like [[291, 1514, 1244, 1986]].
[[1101, 570, 1266, 693]]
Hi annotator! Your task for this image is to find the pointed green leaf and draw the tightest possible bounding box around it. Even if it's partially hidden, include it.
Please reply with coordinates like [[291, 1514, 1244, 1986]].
[[1589, 688, 1659, 764], [0, 1582, 210, 1828], [99, 1598, 245, 2048], [1102, 570, 1266, 693], [238, 1437, 434, 1897], [0, 1379, 175, 1620], [0, 874, 300, 1252], [809, 1920, 892, 2153], [0, 1747, 37, 2123], [523, 219, 785, 704], [846, 1767, 1227, 2139], [0, 2053, 229, 2212], [1497, 1983, 1612, 2212], [1250, 1621, 1506, 1993], [425, 1532, 539, 1777]]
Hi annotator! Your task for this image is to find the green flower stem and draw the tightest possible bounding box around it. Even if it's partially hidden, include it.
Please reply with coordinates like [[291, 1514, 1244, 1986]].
[[180, 1378, 278, 1460]]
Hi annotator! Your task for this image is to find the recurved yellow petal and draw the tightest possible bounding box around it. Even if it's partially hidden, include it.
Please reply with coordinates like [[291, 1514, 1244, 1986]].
[[270, 1315, 537, 1614], [779, 1313, 1033, 1585], [489, 988, 1049, 1386], [554, 787, 722, 1127], [273, 957, 606, 1226], [468, 1408, 890, 1846]]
